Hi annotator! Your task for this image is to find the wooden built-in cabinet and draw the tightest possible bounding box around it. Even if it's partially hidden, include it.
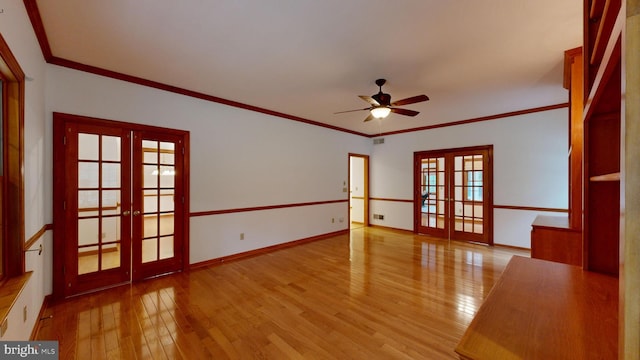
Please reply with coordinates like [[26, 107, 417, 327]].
[[458, 0, 630, 358], [531, 215, 582, 266], [582, 0, 623, 276], [530, 47, 584, 266]]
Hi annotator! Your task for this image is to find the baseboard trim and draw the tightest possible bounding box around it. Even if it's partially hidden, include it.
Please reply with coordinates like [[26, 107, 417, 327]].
[[189, 229, 349, 269], [30, 294, 52, 340]]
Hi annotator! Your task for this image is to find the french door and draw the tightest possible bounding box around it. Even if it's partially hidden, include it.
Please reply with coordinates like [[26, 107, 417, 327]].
[[53, 113, 189, 298], [414, 146, 493, 244]]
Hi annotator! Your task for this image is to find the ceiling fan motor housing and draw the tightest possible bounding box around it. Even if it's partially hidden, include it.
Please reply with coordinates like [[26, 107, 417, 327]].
[[372, 92, 391, 106]]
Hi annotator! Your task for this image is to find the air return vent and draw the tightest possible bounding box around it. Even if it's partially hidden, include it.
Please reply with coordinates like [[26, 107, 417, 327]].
[[373, 138, 385, 145]]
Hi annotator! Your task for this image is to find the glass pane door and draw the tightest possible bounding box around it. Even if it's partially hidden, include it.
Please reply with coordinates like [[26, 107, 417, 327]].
[[451, 153, 487, 243], [418, 156, 447, 238], [54, 113, 189, 298], [415, 146, 492, 244], [132, 132, 183, 280], [68, 124, 131, 294]]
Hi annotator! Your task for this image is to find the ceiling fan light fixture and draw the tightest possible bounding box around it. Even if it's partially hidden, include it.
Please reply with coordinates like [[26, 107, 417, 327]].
[[371, 106, 391, 119]]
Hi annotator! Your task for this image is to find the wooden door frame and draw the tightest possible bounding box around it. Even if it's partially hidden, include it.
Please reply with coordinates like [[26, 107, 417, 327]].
[[413, 145, 493, 245], [52, 112, 190, 300], [348, 154, 369, 227], [0, 35, 26, 278]]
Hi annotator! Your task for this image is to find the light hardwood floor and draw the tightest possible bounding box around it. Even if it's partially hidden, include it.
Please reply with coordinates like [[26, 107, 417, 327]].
[[36, 227, 529, 359]]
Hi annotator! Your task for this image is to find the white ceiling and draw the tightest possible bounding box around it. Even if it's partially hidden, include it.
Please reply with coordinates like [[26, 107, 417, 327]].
[[34, 0, 583, 136]]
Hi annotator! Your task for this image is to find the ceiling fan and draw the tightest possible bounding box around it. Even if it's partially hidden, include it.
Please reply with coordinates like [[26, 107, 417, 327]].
[[335, 79, 429, 122]]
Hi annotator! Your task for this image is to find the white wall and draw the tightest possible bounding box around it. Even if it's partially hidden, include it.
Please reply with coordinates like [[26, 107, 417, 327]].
[[0, 0, 51, 340], [369, 109, 569, 248], [45, 65, 372, 263]]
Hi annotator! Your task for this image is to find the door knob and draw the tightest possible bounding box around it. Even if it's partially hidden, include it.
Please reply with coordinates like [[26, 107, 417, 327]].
[[122, 210, 131, 216], [133, 210, 141, 216]]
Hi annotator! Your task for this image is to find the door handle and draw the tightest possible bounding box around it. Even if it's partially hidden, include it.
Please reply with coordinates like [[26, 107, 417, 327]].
[[133, 210, 141, 216], [122, 210, 131, 216]]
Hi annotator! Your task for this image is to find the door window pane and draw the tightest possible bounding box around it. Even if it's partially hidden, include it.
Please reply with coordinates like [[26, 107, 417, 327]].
[[159, 215, 174, 236], [101, 190, 121, 216], [159, 236, 174, 260], [78, 248, 99, 274], [78, 162, 99, 188], [78, 190, 99, 211], [78, 218, 99, 246], [101, 244, 121, 270], [143, 144, 158, 163], [144, 215, 158, 238], [159, 166, 175, 187], [144, 165, 158, 188], [78, 133, 99, 161], [102, 136, 121, 161], [143, 189, 158, 213], [160, 190, 174, 212], [142, 239, 158, 263], [102, 163, 121, 188], [102, 217, 121, 242]]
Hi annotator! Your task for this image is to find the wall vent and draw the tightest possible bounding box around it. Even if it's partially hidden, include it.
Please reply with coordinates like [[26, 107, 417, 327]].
[[373, 214, 384, 220], [373, 138, 385, 145]]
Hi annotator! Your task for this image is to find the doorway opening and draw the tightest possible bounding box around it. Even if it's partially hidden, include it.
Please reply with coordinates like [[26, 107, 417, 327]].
[[52, 113, 190, 299], [414, 145, 493, 244], [349, 154, 369, 229]]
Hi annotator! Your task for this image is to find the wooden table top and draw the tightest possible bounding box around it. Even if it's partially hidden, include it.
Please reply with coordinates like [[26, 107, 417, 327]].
[[455, 256, 618, 359]]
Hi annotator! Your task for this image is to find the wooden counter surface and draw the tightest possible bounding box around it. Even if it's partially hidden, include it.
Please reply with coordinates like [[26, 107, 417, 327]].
[[531, 215, 573, 230], [455, 256, 618, 359]]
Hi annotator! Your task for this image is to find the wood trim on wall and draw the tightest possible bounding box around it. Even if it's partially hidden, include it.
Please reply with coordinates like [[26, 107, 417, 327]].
[[23, 224, 52, 251], [376, 103, 569, 137], [0, 33, 26, 277], [369, 198, 413, 203], [368, 199, 567, 214], [190, 199, 347, 217], [493, 205, 568, 213]]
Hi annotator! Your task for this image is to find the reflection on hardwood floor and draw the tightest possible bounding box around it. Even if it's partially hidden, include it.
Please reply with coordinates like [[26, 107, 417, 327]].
[[36, 227, 529, 359]]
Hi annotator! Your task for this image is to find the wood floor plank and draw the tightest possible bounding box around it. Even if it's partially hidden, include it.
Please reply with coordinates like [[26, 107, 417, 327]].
[[36, 227, 528, 359]]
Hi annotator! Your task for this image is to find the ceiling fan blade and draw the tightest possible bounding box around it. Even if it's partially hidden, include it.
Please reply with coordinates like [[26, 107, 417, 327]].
[[363, 113, 375, 122], [391, 95, 429, 106], [334, 107, 370, 114], [391, 108, 420, 117], [359, 95, 380, 106]]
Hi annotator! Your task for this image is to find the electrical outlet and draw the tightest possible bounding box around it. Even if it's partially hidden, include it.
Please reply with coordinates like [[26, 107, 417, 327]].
[[23, 306, 27, 322], [332, 218, 335, 223], [240, 233, 244, 240]]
